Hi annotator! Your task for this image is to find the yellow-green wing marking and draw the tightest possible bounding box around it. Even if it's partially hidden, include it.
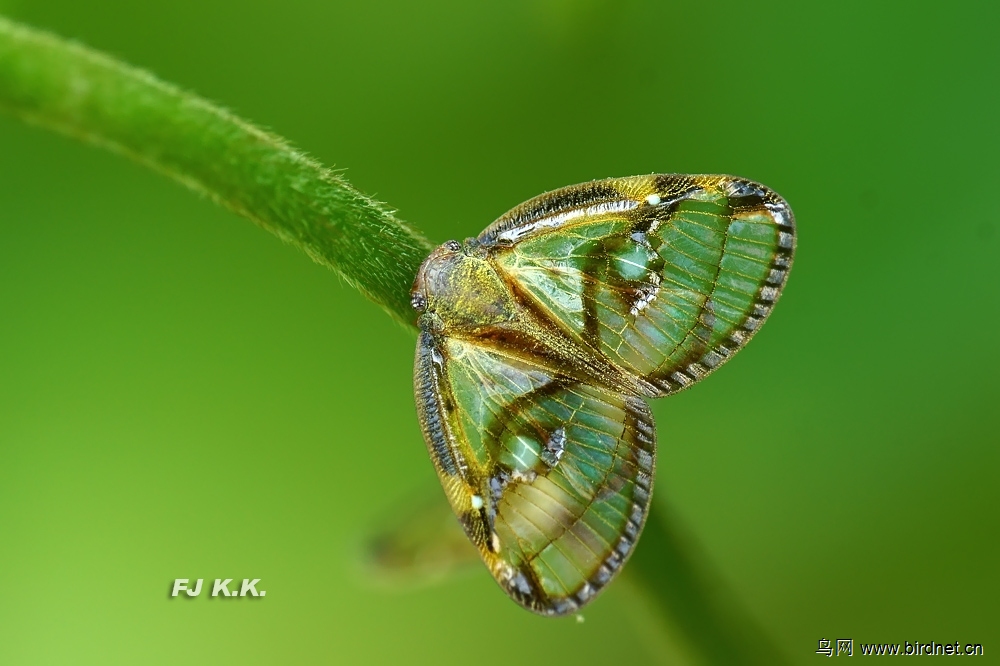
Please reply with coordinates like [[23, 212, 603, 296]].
[[480, 175, 795, 395], [414, 331, 655, 615]]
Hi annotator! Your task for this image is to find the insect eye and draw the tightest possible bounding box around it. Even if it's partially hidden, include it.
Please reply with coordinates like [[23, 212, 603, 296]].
[[411, 293, 427, 312], [444, 240, 462, 252]]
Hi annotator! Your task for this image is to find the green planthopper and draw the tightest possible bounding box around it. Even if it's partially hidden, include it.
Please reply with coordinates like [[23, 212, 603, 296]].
[[411, 175, 795, 615]]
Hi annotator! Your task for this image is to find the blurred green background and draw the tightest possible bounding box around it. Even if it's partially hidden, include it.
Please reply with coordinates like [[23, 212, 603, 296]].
[[1, 0, 997, 663]]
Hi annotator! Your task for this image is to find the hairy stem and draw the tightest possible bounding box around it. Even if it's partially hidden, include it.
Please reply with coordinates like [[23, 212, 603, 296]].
[[0, 15, 434, 324]]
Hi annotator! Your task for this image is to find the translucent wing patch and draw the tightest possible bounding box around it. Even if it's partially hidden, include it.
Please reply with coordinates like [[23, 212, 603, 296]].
[[414, 332, 655, 615], [481, 175, 795, 395]]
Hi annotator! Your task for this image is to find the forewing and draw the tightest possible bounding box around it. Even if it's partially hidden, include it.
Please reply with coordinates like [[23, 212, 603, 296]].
[[480, 175, 795, 395], [414, 332, 655, 616]]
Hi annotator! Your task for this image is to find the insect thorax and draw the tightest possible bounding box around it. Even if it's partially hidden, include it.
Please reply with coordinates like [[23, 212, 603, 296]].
[[414, 243, 516, 333]]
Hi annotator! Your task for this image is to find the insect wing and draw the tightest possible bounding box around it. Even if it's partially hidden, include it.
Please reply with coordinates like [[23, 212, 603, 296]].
[[480, 175, 795, 395], [414, 331, 655, 615]]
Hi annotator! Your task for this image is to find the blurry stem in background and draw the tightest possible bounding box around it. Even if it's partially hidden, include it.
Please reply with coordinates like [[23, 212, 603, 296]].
[[0, 16, 788, 665], [628, 504, 790, 665]]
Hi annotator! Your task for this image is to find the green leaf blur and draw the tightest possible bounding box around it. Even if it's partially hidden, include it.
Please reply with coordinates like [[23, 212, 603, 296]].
[[0, 0, 996, 664]]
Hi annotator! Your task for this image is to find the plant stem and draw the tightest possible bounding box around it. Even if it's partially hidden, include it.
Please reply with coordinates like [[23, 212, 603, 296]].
[[629, 506, 791, 665], [0, 15, 434, 325], [0, 15, 789, 664]]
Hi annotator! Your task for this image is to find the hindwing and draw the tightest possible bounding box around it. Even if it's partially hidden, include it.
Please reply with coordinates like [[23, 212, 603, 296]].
[[480, 175, 795, 395], [414, 331, 655, 615]]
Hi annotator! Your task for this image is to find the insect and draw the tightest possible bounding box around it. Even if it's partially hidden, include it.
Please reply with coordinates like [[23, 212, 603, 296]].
[[411, 175, 794, 615]]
